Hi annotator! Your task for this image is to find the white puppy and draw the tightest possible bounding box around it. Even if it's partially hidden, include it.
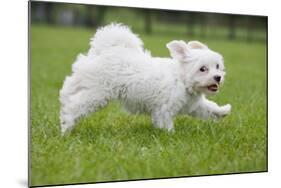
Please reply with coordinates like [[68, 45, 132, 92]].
[[59, 23, 231, 135]]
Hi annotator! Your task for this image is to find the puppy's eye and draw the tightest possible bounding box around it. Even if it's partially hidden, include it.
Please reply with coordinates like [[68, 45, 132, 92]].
[[216, 64, 219, 69], [199, 66, 207, 72]]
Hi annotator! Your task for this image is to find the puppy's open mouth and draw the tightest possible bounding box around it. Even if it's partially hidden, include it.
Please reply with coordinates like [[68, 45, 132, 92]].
[[207, 84, 219, 92]]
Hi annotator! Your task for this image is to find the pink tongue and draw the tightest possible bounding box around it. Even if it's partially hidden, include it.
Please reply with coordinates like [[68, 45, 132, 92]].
[[208, 85, 217, 91]]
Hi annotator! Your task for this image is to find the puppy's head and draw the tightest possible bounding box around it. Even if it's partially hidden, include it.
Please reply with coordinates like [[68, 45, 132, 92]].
[[167, 40, 225, 95]]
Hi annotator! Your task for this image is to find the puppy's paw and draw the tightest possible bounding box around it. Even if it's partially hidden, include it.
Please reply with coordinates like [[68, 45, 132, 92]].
[[218, 104, 232, 118], [166, 126, 175, 133], [60, 121, 74, 136]]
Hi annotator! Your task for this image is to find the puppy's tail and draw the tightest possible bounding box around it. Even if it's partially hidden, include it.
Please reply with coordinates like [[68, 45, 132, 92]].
[[88, 23, 144, 55]]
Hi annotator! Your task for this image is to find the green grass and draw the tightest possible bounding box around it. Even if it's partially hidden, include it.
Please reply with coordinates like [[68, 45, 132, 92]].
[[30, 25, 267, 186]]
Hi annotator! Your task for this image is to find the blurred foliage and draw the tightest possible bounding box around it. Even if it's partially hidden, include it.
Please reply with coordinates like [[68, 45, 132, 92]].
[[30, 1, 267, 42]]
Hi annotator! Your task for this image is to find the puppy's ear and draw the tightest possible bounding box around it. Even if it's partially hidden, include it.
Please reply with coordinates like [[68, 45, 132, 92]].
[[187, 41, 208, 49], [166, 40, 189, 62]]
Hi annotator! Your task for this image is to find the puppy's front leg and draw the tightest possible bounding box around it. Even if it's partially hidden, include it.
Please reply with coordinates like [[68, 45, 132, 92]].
[[191, 96, 231, 120], [152, 108, 174, 132]]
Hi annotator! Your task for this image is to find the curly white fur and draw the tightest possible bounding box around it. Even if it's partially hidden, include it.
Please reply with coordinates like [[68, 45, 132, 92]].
[[59, 23, 231, 135]]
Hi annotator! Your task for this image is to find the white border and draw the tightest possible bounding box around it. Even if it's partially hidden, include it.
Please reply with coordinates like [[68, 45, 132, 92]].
[[1, 0, 281, 188]]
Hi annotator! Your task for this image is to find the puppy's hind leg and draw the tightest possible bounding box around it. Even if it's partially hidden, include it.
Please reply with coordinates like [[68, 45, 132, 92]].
[[60, 79, 110, 135], [60, 90, 110, 135]]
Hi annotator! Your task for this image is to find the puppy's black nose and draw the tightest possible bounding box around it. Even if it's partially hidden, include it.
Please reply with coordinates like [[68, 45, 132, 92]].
[[214, 75, 221, 83]]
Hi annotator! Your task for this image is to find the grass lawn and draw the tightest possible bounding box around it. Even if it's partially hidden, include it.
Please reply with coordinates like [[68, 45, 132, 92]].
[[30, 25, 267, 186]]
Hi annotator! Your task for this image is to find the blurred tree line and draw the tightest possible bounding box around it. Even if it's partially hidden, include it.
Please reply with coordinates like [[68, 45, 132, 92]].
[[31, 2, 267, 42]]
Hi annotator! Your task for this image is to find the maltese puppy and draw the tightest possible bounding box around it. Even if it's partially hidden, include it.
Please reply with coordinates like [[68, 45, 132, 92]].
[[59, 23, 231, 135]]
